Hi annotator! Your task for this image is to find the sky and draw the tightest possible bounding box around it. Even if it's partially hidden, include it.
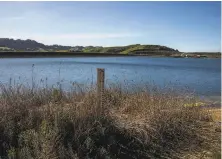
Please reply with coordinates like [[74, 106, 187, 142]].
[[0, 1, 221, 52]]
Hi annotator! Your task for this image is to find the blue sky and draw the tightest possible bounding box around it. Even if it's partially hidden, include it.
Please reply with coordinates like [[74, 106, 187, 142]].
[[0, 1, 221, 52]]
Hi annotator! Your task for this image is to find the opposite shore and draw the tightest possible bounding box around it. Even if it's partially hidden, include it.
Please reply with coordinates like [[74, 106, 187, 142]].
[[0, 51, 220, 58]]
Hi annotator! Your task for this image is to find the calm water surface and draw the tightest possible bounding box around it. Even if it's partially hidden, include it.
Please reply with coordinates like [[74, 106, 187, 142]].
[[0, 57, 220, 97]]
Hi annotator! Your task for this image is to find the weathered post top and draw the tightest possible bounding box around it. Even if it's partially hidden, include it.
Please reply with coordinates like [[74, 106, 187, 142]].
[[97, 68, 105, 92], [97, 68, 105, 109]]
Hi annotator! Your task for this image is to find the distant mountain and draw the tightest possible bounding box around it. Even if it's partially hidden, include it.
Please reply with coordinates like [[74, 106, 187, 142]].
[[0, 38, 179, 55], [0, 38, 73, 51]]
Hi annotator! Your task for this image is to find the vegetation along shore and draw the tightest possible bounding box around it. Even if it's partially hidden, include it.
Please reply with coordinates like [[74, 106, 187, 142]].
[[0, 82, 220, 158]]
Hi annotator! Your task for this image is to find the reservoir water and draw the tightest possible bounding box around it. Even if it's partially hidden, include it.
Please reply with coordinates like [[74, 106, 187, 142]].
[[0, 57, 220, 97]]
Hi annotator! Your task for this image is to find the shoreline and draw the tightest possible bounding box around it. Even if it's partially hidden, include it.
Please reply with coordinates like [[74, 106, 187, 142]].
[[199, 95, 221, 109], [0, 52, 220, 58], [0, 52, 136, 58]]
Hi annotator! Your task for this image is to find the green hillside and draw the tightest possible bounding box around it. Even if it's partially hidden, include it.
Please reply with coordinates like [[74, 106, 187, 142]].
[[82, 44, 178, 54]]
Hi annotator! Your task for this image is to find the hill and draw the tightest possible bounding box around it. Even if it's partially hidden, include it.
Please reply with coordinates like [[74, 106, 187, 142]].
[[0, 38, 179, 55], [0, 38, 72, 52], [82, 44, 179, 55]]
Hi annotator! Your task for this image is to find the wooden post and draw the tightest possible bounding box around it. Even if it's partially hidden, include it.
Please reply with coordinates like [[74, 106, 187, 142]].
[[97, 68, 105, 108]]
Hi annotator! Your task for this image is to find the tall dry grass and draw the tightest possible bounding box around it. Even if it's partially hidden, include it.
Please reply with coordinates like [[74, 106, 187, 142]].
[[0, 83, 220, 159]]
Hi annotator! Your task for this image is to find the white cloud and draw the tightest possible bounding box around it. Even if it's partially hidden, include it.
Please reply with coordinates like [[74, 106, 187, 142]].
[[33, 33, 141, 40], [2, 32, 141, 41], [0, 16, 25, 21], [0, 32, 142, 46]]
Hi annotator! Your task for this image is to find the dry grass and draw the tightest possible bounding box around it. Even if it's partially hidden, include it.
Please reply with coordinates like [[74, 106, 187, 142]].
[[0, 83, 220, 159], [205, 109, 221, 122]]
